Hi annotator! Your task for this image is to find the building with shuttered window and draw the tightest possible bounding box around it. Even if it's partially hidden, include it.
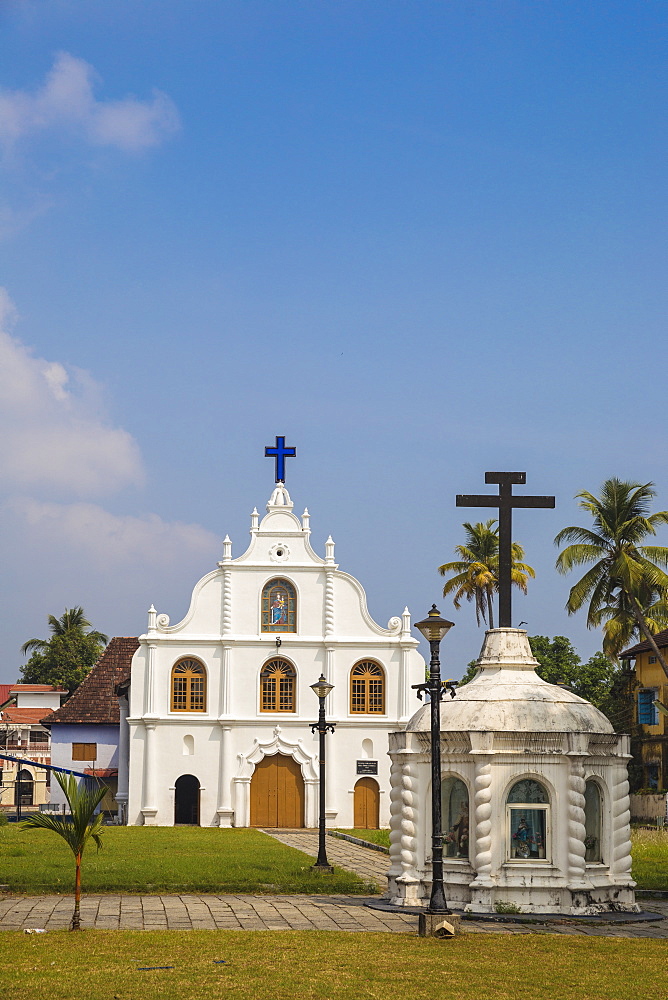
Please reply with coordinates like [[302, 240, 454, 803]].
[[620, 630, 668, 791], [122, 482, 425, 828]]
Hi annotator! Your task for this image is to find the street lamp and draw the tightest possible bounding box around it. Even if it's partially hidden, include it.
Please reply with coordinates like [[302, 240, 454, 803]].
[[310, 674, 336, 871], [414, 605, 456, 914]]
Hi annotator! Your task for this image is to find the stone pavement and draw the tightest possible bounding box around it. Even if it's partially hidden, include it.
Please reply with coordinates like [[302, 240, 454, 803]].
[[0, 893, 417, 933], [0, 830, 667, 937], [264, 829, 389, 887]]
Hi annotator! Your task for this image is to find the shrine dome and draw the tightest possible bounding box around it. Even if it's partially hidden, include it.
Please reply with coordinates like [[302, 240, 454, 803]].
[[406, 628, 613, 735]]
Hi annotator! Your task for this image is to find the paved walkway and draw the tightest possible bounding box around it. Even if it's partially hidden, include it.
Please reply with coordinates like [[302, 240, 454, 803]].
[[1, 831, 667, 937], [264, 830, 389, 887]]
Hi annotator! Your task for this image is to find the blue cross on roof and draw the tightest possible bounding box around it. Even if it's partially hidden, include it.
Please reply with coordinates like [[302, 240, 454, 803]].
[[265, 436, 296, 483]]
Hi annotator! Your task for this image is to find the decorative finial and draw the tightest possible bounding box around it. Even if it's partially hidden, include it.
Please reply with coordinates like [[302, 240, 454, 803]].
[[267, 482, 294, 510]]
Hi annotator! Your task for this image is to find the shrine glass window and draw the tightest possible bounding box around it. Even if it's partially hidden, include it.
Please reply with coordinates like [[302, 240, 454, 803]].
[[350, 661, 385, 714], [261, 578, 297, 633], [171, 659, 207, 713], [260, 658, 296, 713], [584, 780, 603, 863], [507, 779, 549, 862], [441, 776, 470, 859]]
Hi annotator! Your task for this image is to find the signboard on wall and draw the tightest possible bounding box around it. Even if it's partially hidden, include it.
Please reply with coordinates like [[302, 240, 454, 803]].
[[356, 760, 378, 775]]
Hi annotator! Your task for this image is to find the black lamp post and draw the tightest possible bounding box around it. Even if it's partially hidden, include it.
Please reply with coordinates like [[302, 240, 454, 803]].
[[414, 605, 455, 914], [310, 674, 335, 871]]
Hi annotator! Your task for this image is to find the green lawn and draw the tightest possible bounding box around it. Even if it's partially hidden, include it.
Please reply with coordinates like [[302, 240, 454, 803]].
[[0, 827, 373, 895], [2, 930, 666, 999], [2, 824, 667, 894], [629, 828, 668, 891]]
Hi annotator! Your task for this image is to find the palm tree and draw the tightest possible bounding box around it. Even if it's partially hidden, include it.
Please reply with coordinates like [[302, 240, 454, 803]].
[[21, 771, 106, 930], [21, 607, 108, 657], [439, 520, 535, 628], [555, 478, 668, 678]]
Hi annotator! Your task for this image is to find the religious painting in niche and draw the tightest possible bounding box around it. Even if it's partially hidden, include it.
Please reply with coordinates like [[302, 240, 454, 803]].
[[261, 578, 297, 633], [584, 780, 603, 863], [507, 779, 548, 861], [441, 776, 469, 859], [260, 658, 296, 712]]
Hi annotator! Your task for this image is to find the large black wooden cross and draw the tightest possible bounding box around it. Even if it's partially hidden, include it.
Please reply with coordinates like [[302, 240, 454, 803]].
[[456, 472, 555, 629]]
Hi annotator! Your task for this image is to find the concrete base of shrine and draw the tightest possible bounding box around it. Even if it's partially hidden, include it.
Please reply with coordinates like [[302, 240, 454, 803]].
[[387, 874, 640, 916]]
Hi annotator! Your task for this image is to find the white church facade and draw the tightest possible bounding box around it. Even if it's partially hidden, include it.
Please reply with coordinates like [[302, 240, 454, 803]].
[[121, 482, 426, 828]]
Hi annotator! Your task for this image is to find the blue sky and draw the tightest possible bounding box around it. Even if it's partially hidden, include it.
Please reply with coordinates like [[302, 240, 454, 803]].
[[0, 1, 666, 682]]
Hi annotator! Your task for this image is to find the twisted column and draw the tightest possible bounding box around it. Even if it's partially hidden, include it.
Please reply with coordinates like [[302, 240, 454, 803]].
[[222, 568, 232, 636], [388, 758, 403, 877], [611, 763, 632, 877], [324, 570, 334, 637], [473, 761, 493, 877], [398, 760, 418, 879], [567, 761, 587, 882]]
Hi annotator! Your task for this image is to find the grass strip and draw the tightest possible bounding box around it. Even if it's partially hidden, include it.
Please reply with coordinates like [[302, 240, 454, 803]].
[[334, 828, 390, 849], [2, 929, 666, 999]]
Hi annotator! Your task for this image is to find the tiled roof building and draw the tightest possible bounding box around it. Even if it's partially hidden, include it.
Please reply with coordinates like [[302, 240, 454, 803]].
[[45, 638, 139, 818], [46, 638, 139, 727]]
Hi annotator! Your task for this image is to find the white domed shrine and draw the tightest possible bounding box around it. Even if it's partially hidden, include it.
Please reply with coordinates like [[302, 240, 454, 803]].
[[387, 627, 637, 915]]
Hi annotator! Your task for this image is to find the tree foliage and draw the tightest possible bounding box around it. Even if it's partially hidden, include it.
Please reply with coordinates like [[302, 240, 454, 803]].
[[19, 607, 107, 693], [439, 520, 535, 628], [555, 478, 668, 677]]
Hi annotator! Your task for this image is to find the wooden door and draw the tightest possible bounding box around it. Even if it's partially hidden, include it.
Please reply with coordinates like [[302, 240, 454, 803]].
[[250, 754, 305, 828], [353, 777, 380, 829]]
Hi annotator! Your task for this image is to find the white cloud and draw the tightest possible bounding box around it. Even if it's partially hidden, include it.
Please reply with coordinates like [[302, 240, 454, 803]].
[[0, 288, 144, 497], [10, 498, 219, 570], [0, 51, 180, 153]]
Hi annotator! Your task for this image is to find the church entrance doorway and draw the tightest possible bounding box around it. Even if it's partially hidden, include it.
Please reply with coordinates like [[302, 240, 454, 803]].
[[250, 754, 304, 828], [174, 774, 200, 825], [353, 777, 379, 829]]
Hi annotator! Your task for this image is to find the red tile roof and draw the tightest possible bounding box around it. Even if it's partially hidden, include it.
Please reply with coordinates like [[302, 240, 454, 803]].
[[84, 768, 118, 778], [45, 637, 139, 726], [1, 707, 55, 724], [619, 629, 668, 659], [0, 684, 13, 707]]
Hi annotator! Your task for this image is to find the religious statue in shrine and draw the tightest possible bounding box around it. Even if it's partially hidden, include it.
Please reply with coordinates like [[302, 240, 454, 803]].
[[512, 815, 534, 858], [271, 593, 287, 625], [446, 799, 469, 858]]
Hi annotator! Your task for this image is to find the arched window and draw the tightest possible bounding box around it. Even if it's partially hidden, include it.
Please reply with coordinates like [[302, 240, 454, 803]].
[[261, 578, 297, 633], [260, 658, 296, 712], [171, 659, 207, 712], [507, 778, 549, 862], [584, 780, 603, 863], [350, 661, 385, 714], [441, 776, 470, 859]]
